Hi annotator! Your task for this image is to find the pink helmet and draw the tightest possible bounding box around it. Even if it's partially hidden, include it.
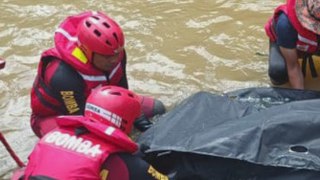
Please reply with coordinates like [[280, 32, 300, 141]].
[[85, 86, 141, 134], [77, 12, 124, 61]]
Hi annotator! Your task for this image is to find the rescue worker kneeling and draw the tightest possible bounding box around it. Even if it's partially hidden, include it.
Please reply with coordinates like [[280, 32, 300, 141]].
[[17, 86, 171, 180], [30, 11, 166, 138]]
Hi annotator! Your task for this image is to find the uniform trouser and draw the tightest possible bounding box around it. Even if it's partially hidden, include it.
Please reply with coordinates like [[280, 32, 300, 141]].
[[268, 41, 288, 85]]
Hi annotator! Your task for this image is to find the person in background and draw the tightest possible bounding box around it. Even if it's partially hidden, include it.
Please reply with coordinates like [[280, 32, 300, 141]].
[[17, 86, 172, 180], [30, 11, 165, 137], [265, 0, 320, 89]]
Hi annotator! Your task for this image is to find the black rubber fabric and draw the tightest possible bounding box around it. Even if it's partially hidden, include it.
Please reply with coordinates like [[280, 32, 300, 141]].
[[138, 87, 320, 179]]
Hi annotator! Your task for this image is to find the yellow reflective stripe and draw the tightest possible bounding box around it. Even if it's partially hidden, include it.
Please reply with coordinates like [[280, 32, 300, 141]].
[[72, 47, 88, 64], [100, 169, 109, 180], [147, 165, 169, 180], [298, 34, 317, 46], [78, 72, 107, 81]]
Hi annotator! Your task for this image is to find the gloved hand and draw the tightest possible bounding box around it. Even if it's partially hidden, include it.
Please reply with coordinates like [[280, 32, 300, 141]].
[[134, 113, 153, 132], [139, 95, 166, 119]]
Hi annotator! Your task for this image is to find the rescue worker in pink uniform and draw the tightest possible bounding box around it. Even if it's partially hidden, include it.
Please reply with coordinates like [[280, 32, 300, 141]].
[[19, 86, 172, 180], [30, 11, 165, 137], [265, 0, 320, 89]]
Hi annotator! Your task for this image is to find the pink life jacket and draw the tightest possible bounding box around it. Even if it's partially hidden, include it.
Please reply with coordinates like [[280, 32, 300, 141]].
[[23, 116, 137, 179], [31, 11, 125, 117], [264, 0, 320, 54]]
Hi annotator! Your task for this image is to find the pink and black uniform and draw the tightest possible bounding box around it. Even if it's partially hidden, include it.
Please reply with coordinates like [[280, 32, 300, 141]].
[[21, 116, 169, 180], [17, 86, 171, 180], [30, 11, 165, 137]]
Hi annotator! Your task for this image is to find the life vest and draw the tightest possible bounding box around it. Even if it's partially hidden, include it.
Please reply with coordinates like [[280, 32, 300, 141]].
[[23, 116, 137, 179], [264, 0, 320, 54], [31, 11, 125, 116]]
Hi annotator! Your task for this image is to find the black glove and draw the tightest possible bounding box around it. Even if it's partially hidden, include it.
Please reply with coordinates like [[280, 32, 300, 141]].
[[134, 113, 153, 132]]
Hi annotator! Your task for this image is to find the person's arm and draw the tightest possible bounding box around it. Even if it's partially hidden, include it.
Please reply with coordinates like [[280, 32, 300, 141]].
[[279, 47, 304, 89], [275, 13, 303, 89], [101, 153, 173, 180], [46, 60, 86, 115]]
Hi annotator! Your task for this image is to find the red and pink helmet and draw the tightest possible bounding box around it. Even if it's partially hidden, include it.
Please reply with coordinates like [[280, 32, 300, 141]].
[[77, 12, 124, 61], [85, 86, 141, 134]]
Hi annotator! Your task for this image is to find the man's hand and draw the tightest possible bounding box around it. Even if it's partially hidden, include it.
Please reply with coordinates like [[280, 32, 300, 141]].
[[134, 113, 153, 132]]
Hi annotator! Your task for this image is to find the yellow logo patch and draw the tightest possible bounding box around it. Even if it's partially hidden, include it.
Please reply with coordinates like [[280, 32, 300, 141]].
[[60, 91, 80, 114], [100, 169, 109, 180], [147, 165, 169, 180], [72, 47, 88, 64]]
